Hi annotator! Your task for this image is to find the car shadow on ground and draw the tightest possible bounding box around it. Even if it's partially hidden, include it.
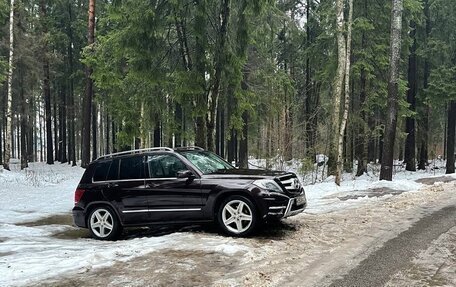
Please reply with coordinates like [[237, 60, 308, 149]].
[[18, 213, 299, 241]]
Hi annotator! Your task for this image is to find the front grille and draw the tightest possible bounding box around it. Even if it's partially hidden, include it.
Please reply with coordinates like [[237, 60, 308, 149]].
[[277, 173, 302, 193]]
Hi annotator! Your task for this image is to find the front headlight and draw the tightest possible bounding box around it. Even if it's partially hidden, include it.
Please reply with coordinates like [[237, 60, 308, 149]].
[[253, 179, 284, 193]]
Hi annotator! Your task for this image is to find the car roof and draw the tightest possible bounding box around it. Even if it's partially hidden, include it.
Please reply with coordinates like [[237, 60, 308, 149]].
[[94, 146, 204, 161]]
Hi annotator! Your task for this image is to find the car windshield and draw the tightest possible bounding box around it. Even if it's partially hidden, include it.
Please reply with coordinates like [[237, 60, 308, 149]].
[[179, 151, 234, 174]]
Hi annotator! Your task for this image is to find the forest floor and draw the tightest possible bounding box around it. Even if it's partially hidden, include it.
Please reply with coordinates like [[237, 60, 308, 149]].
[[1, 162, 455, 286]]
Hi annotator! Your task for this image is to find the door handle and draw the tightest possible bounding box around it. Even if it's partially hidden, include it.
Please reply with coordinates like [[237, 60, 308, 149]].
[[107, 182, 119, 188]]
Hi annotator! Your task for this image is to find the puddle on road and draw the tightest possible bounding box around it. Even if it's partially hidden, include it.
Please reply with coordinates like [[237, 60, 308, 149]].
[[18, 214, 73, 227], [13, 212, 297, 241], [35, 249, 239, 287], [16, 213, 91, 240], [0, 251, 15, 257], [52, 228, 91, 239], [255, 220, 299, 242], [415, 176, 456, 185], [338, 187, 407, 201]]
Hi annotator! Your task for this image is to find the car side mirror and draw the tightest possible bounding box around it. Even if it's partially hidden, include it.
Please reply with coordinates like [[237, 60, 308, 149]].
[[177, 170, 195, 179]]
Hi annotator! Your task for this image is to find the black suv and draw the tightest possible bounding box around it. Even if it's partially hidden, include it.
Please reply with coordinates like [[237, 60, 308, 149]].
[[72, 147, 306, 240]]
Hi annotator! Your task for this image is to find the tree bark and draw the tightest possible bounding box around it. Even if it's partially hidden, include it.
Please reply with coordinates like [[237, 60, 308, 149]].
[[53, 93, 59, 161], [60, 86, 67, 163], [3, 0, 15, 170], [328, 0, 346, 176], [380, 0, 404, 181], [404, 21, 417, 171], [67, 0, 76, 166], [446, 101, 456, 174], [207, 0, 230, 152], [418, 0, 431, 170], [81, 0, 95, 167], [336, 0, 353, 185], [239, 64, 250, 169], [153, 118, 161, 147], [92, 103, 97, 160], [40, 0, 54, 165], [19, 70, 28, 169], [193, 0, 207, 149], [239, 112, 249, 169]]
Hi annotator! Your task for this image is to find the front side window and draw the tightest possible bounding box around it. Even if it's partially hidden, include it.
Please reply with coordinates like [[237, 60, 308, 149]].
[[147, 154, 187, 178], [179, 151, 233, 174], [119, 156, 145, 180]]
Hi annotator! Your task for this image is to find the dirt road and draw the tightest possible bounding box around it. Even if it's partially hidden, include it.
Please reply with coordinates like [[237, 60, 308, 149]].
[[33, 180, 456, 287]]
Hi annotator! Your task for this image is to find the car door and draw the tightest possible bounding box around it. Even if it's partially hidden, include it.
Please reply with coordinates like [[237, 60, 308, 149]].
[[144, 153, 203, 222], [109, 156, 149, 224]]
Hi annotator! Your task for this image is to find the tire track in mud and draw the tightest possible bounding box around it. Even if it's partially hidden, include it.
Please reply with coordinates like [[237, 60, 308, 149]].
[[329, 205, 456, 287]]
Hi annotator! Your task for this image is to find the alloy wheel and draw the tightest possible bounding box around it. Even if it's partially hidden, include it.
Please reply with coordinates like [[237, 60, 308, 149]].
[[89, 208, 114, 238], [221, 199, 253, 234]]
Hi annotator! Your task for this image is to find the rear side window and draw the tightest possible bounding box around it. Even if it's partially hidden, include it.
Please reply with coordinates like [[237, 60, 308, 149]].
[[93, 161, 112, 182], [119, 156, 145, 180], [107, 159, 119, 181]]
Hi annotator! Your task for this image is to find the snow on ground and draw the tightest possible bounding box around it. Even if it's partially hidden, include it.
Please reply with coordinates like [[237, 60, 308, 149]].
[[0, 160, 455, 286], [0, 163, 249, 286], [0, 162, 84, 224]]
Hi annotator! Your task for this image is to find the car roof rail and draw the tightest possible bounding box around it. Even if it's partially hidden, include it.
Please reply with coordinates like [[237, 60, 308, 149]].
[[96, 147, 174, 160], [174, 146, 204, 151]]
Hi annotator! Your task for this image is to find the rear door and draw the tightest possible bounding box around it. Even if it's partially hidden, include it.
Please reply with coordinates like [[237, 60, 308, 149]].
[[112, 156, 149, 224], [144, 154, 203, 222]]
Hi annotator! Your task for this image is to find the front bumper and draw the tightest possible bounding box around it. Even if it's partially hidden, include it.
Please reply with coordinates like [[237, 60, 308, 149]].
[[259, 189, 306, 219]]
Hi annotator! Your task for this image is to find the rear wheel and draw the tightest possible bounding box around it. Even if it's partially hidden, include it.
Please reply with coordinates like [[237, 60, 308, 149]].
[[88, 206, 122, 240], [217, 195, 257, 236]]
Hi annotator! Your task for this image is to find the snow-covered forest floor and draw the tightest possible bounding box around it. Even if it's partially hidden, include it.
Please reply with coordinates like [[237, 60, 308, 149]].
[[1, 161, 455, 286]]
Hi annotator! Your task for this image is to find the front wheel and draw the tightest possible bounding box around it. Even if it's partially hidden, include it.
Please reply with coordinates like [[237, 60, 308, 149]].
[[217, 195, 257, 237], [88, 206, 122, 240]]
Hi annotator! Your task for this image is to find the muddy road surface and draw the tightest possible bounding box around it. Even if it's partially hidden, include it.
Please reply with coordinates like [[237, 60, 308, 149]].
[[18, 181, 456, 287]]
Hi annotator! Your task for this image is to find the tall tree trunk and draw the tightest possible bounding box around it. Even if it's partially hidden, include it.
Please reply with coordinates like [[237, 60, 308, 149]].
[[404, 21, 417, 171], [106, 113, 110, 153], [446, 101, 456, 174], [40, 0, 54, 165], [215, 103, 221, 155], [356, 0, 369, 176], [61, 87, 67, 163], [3, 0, 15, 170], [67, 1, 76, 166], [19, 71, 28, 170], [207, 0, 230, 152], [194, 0, 207, 149], [53, 94, 59, 161], [92, 103, 97, 160], [175, 103, 183, 147], [239, 66, 250, 169], [418, 0, 431, 170], [81, 0, 95, 167], [304, 1, 318, 161], [328, 0, 346, 176], [336, 0, 353, 185], [380, 0, 404, 181], [153, 119, 161, 147], [239, 112, 249, 169]]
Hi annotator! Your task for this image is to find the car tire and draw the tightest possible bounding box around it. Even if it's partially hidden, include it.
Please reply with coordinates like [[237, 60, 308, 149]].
[[88, 206, 122, 240], [217, 195, 257, 237]]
